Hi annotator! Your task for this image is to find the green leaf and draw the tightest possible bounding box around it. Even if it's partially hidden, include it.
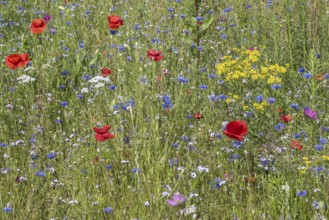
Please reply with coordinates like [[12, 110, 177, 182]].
[[200, 17, 214, 33], [181, 37, 195, 45]]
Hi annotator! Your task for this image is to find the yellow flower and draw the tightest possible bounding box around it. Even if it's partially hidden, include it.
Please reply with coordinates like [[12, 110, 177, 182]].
[[243, 105, 249, 111], [266, 76, 281, 85], [253, 101, 268, 111], [322, 155, 329, 160]]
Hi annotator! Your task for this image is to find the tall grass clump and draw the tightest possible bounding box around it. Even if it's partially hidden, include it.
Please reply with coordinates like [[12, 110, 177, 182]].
[[1, 0, 329, 219]]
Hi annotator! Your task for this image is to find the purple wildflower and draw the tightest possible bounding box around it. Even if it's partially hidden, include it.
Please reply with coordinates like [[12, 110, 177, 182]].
[[43, 14, 51, 23], [168, 193, 186, 206], [304, 107, 317, 119]]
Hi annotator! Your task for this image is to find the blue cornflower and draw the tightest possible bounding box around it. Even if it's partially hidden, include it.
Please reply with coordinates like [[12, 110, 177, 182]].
[[60, 101, 68, 107], [109, 30, 118, 35], [0, 143, 8, 147], [181, 136, 189, 141], [220, 33, 227, 39], [217, 94, 228, 101], [266, 97, 276, 104], [59, 84, 65, 90], [255, 95, 264, 102], [180, 14, 186, 19], [211, 178, 226, 189], [271, 84, 281, 90], [274, 123, 285, 131], [61, 70, 69, 76], [208, 73, 217, 79], [232, 140, 243, 148], [177, 75, 188, 84], [131, 168, 142, 173], [106, 165, 112, 170], [186, 114, 193, 119], [290, 103, 299, 110], [109, 85, 116, 90], [313, 166, 325, 172], [78, 41, 84, 49], [200, 85, 208, 90], [321, 126, 329, 132], [47, 152, 57, 159], [162, 95, 173, 109], [104, 207, 113, 214], [82, 74, 91, 81], [298, 67, 305, 73], [76, 94, 83, 99], [319, 137, 328, 144], [223, 8, 231, 13], [230, 154, 241, 160], [208, 94, 217, 102], [172, 143, 179, 148], [118, 45, 125, 52], [267, 0, 273, 6], [196, 16, 202, 22], [3, 207, 12, 213], [296, 190, 307, 197], [315, 144, 323, 151], [35, 170, 46, 177], [303, 72, 312, 79], [55, 119, 63, 124], [152, 38, 161, 44], [168, 158, 178, 166]]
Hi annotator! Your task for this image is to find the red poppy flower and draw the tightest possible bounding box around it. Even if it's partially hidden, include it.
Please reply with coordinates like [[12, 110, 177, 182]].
[[5, 54, 30, 70], [224, 120, 248, 141], [30, 19, 47, 34], [290, 140, 303, 151], [193, 113, 203, 120], [280, 114, 292, 122], [101, 68, 112, 77], [107, 15, 123, 29], [147, 49, 163, 61], [93, 125, 115, 142]]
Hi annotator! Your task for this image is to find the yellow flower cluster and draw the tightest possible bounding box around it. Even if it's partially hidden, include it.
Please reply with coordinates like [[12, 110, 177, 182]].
[[322, 155, 329, 160], [225, 93, 240, 104], [253, 101, 268, 111], [216, 48, 288, 84]]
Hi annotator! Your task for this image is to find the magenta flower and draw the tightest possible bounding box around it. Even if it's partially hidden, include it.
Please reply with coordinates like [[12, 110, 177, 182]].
[[168, 193, 186, 206], [304, 107, 317, 119], [43, 14, 51, 23]]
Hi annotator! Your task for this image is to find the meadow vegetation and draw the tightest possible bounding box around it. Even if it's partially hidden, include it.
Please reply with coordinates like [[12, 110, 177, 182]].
[[1, 0, 329, 219]]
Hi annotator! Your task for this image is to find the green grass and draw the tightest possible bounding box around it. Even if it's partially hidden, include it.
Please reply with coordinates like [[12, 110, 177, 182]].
[[1, 0, 329, 219]]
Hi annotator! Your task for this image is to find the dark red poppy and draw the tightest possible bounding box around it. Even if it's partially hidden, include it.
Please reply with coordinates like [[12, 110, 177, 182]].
[[290, 140, 303, 151], [280, 114, 292, 122], [93, 125, 115, 142], [5, 54, 30, 70], [108, 15, 123, 29], [224, 120, 248, 141], [193, 113, 203, 120], [30, 19, 47, 34], [101, 68, 112, 77], [147, 49, 163, 61]]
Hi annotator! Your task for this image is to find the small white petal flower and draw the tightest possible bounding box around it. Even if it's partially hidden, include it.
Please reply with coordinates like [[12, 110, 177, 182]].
[[17, 75, 36, 84]]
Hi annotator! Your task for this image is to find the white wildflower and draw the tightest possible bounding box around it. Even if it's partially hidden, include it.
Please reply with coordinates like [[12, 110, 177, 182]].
[[17, 75, 35, 84]]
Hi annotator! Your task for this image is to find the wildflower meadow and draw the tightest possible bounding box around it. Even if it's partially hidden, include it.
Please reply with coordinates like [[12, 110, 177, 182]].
[[1, 0, 329, 219]]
